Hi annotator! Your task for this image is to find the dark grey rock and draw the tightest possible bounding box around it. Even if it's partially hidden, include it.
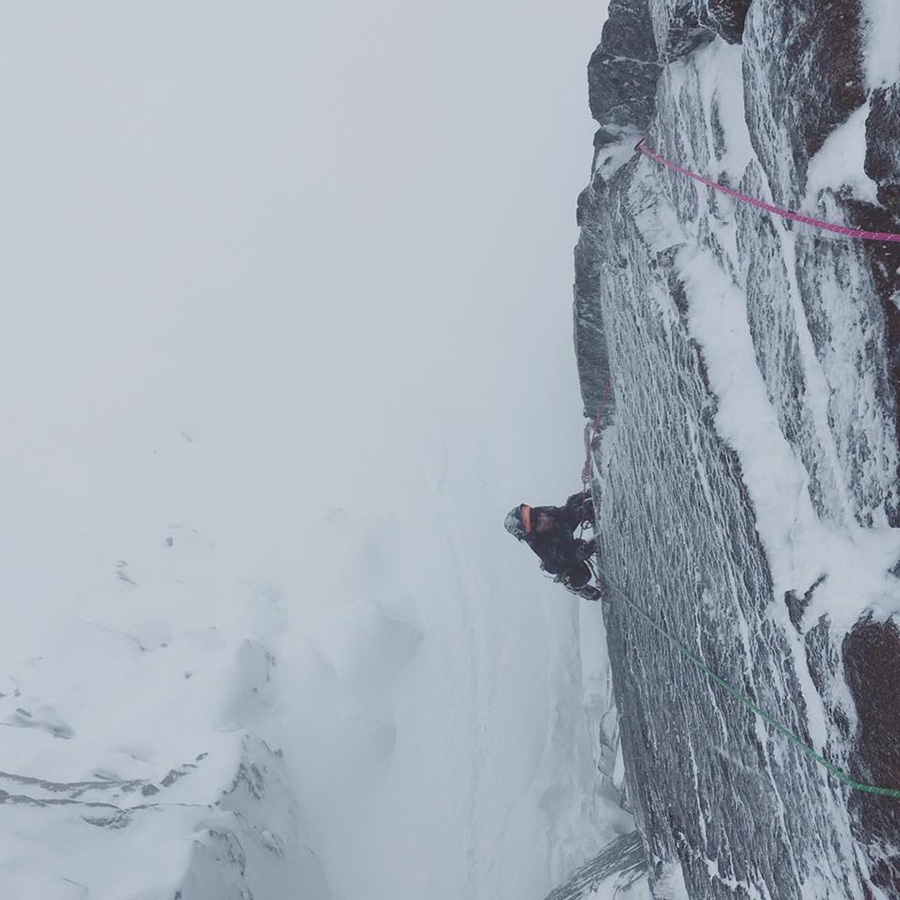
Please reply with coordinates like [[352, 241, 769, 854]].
[[743, 0, 866, 200], [697, 0, 751, 44], [587, 0, 661, 149], [844, 619, 900, 895], [866, 86, 900, 213], [658, 1, 716, 62]]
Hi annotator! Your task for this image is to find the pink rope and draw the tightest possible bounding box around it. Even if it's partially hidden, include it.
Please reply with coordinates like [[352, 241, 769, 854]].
[[635, 138, 900, 243]]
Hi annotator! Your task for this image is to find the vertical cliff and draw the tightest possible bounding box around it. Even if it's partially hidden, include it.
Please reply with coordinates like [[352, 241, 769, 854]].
[[575, 1, 900, 896]]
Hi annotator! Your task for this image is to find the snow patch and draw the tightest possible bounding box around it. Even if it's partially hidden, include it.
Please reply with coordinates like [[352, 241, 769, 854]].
[[653, 861, 690, 900], [594, 133, 645, 181], [693, 40, 754, 181], [806, 104, 878, 205], [863, 0, 900, 88], [679, 245, 900, 631]]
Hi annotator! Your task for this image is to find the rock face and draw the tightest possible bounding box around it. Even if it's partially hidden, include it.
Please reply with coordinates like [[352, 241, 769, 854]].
[[574, 1, 900, 897]]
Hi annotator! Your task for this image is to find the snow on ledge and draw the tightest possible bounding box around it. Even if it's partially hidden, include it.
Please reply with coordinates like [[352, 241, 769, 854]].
[[863, 0, 900, 89], [805, 103, 878, 206]]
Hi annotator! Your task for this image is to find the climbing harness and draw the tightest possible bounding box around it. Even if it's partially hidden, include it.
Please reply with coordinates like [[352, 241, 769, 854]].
[[593, 561, 900, 798], [634, 138, 900, 243]]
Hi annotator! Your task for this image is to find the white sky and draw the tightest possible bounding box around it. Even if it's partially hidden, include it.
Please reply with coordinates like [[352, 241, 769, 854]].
[[0, 3, 613, 898], [294, 0, 610, 507], [0, 0, 608, 643]]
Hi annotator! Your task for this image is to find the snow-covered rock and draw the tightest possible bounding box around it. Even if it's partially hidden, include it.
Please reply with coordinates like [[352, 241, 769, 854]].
[[573, 0, 900, 896]]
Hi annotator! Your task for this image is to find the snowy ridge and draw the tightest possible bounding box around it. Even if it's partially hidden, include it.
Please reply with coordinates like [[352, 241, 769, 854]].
[[0, 528, 327, 900]]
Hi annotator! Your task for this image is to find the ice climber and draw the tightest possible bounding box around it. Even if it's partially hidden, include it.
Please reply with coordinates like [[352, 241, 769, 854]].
[[504, 491, 602, 601]]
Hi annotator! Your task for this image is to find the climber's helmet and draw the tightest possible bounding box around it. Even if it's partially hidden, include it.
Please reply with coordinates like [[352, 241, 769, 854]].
[[504, 504, 532, 540]]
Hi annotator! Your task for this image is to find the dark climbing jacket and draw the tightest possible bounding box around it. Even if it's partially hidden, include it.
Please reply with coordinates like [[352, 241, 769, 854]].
[[523, 492, 596, 576]]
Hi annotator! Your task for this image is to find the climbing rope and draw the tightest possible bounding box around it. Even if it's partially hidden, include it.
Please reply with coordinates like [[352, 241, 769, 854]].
[[594, 560, 900, 798], [581, 379, 612, 492], [578, 380, 612, 543], [634, 138, 900, 243]]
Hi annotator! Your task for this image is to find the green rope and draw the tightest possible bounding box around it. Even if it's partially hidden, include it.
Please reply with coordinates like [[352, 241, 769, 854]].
[[595, 562, 900, 798]]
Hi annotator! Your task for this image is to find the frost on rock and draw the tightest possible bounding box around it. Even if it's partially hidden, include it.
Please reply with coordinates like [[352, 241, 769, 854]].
[[572, 0, 900, 897], [543, 831, 650, 900]]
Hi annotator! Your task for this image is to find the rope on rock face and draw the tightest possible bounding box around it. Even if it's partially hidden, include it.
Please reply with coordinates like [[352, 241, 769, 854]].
[[574, 160, 900, 794], [579, 380, 612, 541], [595, 560, 900, 798], [582, 379, 612, 491], [634, 138, 900, 243]]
